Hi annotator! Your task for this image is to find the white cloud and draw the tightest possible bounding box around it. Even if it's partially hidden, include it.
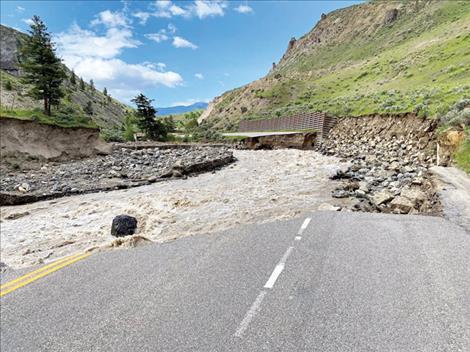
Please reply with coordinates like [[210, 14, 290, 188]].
[[16, 6, 25, 12], [91, 10, 130, 28], [153, 0, 190, 18], [57, 24, 139, 59], [145, 24, 177, 43], [71, 58, 182, 87], [171, 98, 209, 106], [21, 18, 34, 26], [156, 62, 167, 71], [65, 57, 182, 102], [145, 30, 169, 43], [167, 23, 177, 34], [194, 73, 204, 80], [56, 23, 183, 103], [234, 4, 253, 14], [193, 0, 227, 19], [132, 11, 151, 25], [169, 4, 190, 17], [172, 36, 198, 49]]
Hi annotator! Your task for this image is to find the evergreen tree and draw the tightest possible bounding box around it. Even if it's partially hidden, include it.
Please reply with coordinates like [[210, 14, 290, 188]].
[[70, 70, 76, 85], [103, 87, 108, 96], [79, 77, 85, 90], [131, 93, 167, 140], [89, 79, 95, 92], [19, 16, 65, 115], [84, 101, 93, 115]]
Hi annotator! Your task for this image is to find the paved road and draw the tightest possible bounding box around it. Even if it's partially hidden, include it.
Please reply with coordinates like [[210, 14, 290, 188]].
[[1, 212, 469, 351], [431, 166, 470, 232]]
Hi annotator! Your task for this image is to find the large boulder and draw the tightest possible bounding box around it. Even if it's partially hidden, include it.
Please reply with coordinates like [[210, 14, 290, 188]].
[[111, 215, 138, 237], [369, 190, 394, 206], [390, 196, 414, 214]]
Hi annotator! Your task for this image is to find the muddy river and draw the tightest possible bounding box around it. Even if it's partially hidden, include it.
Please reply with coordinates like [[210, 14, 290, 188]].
[[1, 150, 347, 268]]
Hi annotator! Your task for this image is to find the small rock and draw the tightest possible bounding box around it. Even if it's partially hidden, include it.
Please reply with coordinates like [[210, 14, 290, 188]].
[[318, 203, 341, 211], [111, 215, 138, 237], [332, 189, 349, 198], [15, 183, 30, 193]]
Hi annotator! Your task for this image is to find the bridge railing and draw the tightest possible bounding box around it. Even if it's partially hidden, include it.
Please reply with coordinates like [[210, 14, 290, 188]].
[[239, 112, 336, 139]]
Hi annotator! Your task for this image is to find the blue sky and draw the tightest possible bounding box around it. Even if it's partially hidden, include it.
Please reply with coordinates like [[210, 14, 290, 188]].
[[1, 1, 361, 107]]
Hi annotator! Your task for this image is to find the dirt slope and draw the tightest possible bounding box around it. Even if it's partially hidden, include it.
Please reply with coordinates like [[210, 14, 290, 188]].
[[0, 117, 110, 161]]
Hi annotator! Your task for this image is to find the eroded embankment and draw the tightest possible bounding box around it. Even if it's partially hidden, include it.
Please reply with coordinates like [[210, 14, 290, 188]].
[[0, 117, 111, 161], [318, 113, 441, 214]]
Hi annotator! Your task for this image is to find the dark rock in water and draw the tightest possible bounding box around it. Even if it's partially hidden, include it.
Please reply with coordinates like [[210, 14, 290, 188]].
[[111, 215, 137, 237]]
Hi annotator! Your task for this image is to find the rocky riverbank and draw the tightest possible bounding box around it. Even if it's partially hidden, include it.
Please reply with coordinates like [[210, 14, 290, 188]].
[[0, 145, 235, 205], [318, 114, 441, 215]]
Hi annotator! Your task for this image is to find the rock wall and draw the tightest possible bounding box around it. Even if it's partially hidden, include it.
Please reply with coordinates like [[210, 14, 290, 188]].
[[318, 113, 441, 215], [320, 113, 438, 164], [0, 117, 111, 161]]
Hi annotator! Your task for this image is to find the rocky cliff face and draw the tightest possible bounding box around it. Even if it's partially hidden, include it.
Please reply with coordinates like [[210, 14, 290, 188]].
[[0, 25, 24, 75], [204, 0, 470, 130], [0, 24, 128, 130]]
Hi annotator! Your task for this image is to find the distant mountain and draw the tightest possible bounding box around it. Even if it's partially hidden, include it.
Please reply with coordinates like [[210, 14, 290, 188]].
[[157, 102, 208, 116]]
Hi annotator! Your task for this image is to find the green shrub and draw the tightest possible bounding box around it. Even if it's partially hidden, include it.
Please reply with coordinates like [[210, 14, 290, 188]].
[[101, 128, 124, 142], [4, 80, 13, 90]]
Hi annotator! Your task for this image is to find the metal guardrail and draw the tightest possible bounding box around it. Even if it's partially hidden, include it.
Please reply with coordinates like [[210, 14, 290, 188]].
[[239, 112, 336, 139]]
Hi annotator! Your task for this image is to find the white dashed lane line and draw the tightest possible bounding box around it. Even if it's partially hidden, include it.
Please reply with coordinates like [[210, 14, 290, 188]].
[[233, 217, 312, 338], [298, 217, 311, 235], [264, 246, 294, 289]]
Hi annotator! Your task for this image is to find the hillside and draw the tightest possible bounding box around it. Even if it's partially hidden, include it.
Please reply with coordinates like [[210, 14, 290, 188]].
[[0, 24, 129, 130], [203, 0, 470, 130], [157, 102, 208, 116]]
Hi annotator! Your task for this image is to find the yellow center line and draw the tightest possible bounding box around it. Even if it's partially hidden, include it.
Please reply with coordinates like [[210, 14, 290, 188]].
[[0, 252, 91, 297], [0, 253, 84, 290]]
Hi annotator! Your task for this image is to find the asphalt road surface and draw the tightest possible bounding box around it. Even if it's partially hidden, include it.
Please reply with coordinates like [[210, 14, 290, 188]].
[[1, 211, 469, 351]]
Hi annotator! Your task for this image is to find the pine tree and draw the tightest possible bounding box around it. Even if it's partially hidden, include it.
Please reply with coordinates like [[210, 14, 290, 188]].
[[79, 77, 85, 90], [84, 101, 93, 115], [89, 79, 95, 92], [19, 16, 65, 116], [131, 93, 167, 141], [103, 87, 107, 96], [70, 70, 76, 85]]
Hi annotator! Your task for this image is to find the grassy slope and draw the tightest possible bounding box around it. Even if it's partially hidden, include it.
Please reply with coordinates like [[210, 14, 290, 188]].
[[209, 1, 470, 129], [1, 69, 130, 129]]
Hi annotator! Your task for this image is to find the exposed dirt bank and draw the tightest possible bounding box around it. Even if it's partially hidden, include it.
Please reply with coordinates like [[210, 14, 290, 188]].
[[0, 150, 346, 268], [0, 117, 111, 161], [241, 132, 317, 150]]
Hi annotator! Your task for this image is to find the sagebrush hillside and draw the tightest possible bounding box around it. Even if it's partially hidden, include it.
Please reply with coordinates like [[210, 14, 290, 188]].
[[0, 24, 129, 130], [204, 0, 470, 130]]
